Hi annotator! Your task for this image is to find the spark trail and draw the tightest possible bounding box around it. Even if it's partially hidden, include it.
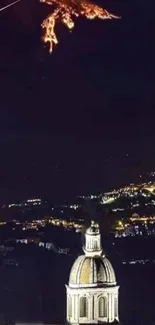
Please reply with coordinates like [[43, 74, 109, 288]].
[[40, 0, 119, 53], [0, 0, 20, 12]]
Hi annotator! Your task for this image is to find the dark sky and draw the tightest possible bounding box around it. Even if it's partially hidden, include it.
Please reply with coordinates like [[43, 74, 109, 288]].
[[0, 0, 154, 201]]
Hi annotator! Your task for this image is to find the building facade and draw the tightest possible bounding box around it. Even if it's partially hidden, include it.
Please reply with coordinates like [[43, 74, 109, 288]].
[[66, 221, 119, 324]]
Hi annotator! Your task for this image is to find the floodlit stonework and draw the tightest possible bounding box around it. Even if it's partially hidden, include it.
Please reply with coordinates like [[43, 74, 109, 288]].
[[66, 221, 119, 324]]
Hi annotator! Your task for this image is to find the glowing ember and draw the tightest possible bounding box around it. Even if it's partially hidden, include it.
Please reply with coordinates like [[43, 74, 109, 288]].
[[40, 0, 119, 53]]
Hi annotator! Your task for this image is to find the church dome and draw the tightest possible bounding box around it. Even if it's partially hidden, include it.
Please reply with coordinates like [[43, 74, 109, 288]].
[[66, 221, 119, 324], [69, 255, 116, 287], [68, 221, 117, 288]]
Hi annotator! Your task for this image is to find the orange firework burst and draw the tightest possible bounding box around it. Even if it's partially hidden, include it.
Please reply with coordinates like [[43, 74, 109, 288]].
[[40, 0, 119, 53]]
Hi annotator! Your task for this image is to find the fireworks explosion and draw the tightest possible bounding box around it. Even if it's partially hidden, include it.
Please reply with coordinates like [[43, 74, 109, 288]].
[[40, 0, 119, 53]]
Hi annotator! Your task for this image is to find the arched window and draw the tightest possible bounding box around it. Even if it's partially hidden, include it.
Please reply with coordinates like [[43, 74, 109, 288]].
[[114, 297, 118, 318], [80, 296, 88, 317], [94, 240, 98, 250], [98, 297, 107, 317], [68, 297, 72, 317]]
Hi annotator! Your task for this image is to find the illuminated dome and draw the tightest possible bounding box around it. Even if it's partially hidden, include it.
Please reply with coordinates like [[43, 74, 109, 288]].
[[69, 255, 116, 287], [66, 221, 119, 324]]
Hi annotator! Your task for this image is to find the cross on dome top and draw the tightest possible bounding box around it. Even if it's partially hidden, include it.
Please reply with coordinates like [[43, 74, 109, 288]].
[[86, 220, 100, 235]]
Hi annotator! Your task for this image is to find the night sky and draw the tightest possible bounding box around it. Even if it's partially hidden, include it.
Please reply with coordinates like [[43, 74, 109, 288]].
[[0, 0, 154, 202]]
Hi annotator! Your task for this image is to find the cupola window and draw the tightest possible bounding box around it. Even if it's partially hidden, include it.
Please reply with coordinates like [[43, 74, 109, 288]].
[[68, 297, 72, 317], [98, 297, 107, 317], [80, 296, 88, 317]]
